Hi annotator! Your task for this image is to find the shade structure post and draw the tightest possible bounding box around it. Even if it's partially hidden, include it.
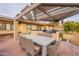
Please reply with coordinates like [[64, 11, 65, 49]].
[[14, 20, 18, 40]]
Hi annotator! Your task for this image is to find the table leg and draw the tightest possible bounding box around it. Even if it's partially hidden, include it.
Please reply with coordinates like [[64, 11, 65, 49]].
[[42, 46, 47, 56]]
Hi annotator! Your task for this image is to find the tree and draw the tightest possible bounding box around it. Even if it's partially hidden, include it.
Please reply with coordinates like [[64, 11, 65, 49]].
[[63, 21, 79, 32]]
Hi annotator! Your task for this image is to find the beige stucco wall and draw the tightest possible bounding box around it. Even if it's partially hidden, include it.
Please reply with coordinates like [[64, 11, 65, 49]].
[[18, 23, 27, 34]]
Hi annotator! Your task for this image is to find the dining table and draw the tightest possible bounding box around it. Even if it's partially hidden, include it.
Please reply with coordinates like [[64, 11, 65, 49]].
[[22, 34, 55, 56]]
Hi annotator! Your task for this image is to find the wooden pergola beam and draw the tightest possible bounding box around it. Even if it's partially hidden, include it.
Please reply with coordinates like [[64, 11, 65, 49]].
[[41, 3, 79, 7], [15, 3, 41, 20], [37, 7, 53, 18]]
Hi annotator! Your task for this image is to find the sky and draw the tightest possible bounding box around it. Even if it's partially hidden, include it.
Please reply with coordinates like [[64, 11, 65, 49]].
[[0, 3, 26, 17], [0, 3, 79, 22], [64, 14, 79, 22]]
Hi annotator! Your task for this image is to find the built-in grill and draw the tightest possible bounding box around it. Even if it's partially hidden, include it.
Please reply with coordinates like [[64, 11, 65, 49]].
[[43, 29, 59, 33]]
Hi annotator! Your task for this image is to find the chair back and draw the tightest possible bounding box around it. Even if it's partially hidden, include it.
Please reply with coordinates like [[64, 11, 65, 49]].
[[54, 40, 61, 49], [48, 40, 61, 56], [19, 36, 26, 48], [25, 38, 35, 55], [19, 36, 35, 55]]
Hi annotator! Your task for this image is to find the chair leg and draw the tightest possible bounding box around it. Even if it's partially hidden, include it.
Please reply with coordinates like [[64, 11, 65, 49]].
[[20, 47, 25, 52], [57, 54, 59, 56], [36, 53, 40, 56], [26, 51, 30, 56], [27, 52, 32, 56], [57, 53, 59, 56]]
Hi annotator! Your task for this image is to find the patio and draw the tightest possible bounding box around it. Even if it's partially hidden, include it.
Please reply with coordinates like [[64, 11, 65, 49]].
[[0, 3, 79, 56], [0, 37, 79, 56]]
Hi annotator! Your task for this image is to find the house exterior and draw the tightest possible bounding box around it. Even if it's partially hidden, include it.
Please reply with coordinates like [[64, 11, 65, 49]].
[[0, 16, 14, 36]]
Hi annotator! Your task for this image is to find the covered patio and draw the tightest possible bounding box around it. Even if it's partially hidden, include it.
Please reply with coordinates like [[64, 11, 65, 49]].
[[0, 3, 79, 56], [13, 3, 79, 56]]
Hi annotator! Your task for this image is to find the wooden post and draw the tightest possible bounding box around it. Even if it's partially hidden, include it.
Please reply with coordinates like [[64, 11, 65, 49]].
[[14, 20, 18, 40]]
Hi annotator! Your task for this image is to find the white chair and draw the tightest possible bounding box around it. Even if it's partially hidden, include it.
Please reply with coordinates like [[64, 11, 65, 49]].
[[19, 36, 41, 56], [47, 40, 61, 56]]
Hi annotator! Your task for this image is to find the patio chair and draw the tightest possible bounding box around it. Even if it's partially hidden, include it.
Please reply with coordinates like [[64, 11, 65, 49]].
[[19, 36, 41, 56], [19, 36, 26, 49], [47, 40, 61, 56]]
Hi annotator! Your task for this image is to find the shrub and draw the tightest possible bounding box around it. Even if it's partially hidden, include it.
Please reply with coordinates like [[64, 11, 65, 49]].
[[63, 21, 79, 32]]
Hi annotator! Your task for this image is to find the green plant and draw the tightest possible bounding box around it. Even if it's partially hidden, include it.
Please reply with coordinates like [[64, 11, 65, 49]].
[[63, 21, 79, 32]]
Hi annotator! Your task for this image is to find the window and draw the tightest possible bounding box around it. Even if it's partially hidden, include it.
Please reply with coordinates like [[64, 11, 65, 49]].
[[0, 23, 14, 30], [30, 25, 36, 31], [37, 26, 41, 30], [11, 24, 14, 30], [27, 25, 31, 30], [6, 24, 11, 30], [0, 23, 6, 30]]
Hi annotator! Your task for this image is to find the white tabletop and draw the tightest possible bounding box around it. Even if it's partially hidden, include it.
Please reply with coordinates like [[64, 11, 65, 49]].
[[22, 34, 54, 46]]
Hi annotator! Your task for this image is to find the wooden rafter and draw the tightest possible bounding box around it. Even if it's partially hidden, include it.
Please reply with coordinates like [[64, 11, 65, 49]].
[[36, 7, 63, 17], [41, 3, 79, 7], [37, 7, 79, 20], [37, 7, 52, 17], [36, 9, 79, 22], [15, 3, 41, 20], [33, 9, 37, 21], [30, 10, 37, 21]]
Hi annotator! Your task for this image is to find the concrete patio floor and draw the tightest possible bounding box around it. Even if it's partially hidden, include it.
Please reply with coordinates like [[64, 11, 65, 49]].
[[0, 36, 79, 56]]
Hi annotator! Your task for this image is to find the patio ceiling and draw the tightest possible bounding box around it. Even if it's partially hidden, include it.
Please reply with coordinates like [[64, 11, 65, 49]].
[[15, 3, 79, 22]]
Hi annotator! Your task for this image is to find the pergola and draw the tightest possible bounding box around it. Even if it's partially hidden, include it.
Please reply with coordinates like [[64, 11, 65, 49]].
[[14, 3, 79, 40]]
